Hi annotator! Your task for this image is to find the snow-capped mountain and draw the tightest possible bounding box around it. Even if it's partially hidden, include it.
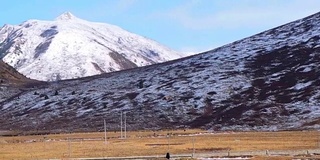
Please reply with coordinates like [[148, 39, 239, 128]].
[[0, 12, 183, 81], [1, 12, 320, 132]]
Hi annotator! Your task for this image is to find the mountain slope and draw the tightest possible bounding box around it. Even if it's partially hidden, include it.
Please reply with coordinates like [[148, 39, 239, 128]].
[[0, 12, 182, 81], [0, 60, 33, 85], [0, 60, 42, 104], [1, 12, 320, 132]]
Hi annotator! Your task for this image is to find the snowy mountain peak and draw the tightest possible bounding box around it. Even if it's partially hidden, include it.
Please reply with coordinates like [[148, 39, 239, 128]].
[[55, 12, 78, 21], [0, 13, 183, 81]]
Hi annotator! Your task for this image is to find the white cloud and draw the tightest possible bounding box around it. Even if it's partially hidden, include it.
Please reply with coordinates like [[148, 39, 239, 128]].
[[159, 0, 320, 30]]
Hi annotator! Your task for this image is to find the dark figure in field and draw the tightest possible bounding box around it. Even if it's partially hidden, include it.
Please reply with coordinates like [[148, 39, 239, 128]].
[[166, 152, 170, 159]]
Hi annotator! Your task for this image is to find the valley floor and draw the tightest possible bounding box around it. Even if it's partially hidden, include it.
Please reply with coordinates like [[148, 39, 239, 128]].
[[0, 129, 319, 159]]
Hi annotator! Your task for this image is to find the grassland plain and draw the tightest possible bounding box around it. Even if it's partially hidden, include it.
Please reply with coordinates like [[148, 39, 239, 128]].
[[0, 130, 319, 159]]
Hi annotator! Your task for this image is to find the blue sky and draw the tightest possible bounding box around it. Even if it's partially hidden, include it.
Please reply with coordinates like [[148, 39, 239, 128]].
[[1, 0, 320, 54]]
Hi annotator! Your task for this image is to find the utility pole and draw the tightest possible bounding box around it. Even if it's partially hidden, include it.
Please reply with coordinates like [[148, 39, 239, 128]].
[[124, 112, 127, 139], [104, 119, 107, 144], [68, 137, 71, 158], [192, 135, 195, 157], [43, 135, 46, 157], [120, 112, 123, 139], [167, 133, 170, 152]]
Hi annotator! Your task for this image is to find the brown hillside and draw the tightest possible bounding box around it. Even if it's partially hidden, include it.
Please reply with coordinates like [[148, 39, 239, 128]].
[[0, 60, 36, 86]]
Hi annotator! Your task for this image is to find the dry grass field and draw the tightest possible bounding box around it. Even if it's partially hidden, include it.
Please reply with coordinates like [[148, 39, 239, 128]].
[[0, 129, 319, 159]]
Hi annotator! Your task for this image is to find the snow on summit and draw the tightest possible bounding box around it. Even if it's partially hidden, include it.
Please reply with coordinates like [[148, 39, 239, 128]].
[[55, 12, 77, 21], [0, 12, 183, 81]]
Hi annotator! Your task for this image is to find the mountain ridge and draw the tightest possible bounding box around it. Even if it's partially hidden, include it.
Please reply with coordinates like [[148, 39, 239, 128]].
[[1, 12, 320, 132], [0, 60, 34, 85]]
